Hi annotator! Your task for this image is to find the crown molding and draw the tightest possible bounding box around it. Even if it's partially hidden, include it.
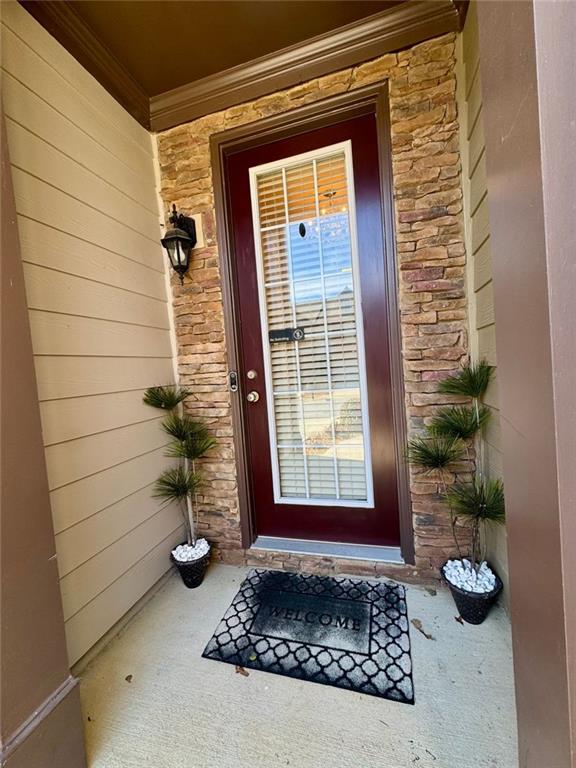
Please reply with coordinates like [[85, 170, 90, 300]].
[[19, 0, 466, 133], [19, 0, 150, 128], [150, 0, 465, 132]]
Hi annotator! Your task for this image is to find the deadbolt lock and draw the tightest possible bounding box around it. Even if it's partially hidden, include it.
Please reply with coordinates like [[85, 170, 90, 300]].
[[247, 369, 258, 380], [246, 391, 260, 403]]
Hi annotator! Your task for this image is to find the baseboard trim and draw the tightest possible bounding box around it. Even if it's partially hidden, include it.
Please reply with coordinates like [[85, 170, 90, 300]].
[[1, 675, 79, 762]]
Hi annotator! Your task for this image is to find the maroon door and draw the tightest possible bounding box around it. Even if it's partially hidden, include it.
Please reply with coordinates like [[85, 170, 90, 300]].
[[226, 114, 400, 546]]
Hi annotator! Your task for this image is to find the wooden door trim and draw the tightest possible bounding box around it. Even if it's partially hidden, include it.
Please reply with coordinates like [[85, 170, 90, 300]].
[[211, 84, 415, 563]]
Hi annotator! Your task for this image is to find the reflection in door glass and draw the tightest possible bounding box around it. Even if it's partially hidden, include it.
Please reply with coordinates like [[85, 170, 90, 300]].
[[251, 146, 373, 506]]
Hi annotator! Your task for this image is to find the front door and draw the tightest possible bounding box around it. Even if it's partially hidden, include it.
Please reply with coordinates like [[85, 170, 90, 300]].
[[226, 114, 400, 547]]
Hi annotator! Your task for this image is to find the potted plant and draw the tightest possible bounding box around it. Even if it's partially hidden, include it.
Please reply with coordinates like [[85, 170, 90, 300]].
[[143, 385, 216, 588], [407, 360, 506, 624]]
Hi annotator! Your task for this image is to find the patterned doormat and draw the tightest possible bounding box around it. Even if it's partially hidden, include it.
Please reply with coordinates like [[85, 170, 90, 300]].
[[202, 568, 414, 704]]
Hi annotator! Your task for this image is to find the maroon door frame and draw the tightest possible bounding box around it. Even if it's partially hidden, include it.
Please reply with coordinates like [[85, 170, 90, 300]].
[[210, 83, 415, 562]]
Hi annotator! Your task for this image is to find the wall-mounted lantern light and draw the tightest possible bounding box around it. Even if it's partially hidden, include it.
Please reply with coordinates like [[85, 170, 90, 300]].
[[161, 204, 197, 284]]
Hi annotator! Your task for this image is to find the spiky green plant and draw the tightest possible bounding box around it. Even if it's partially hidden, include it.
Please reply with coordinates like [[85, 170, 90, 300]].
[[161, 412, 199, 442], [143, 384, 215, 547], [143, 384, 192, 410], [162, 414, 216, 461], [153, 466, 201, 503], [407, 435, 467, 558], [439, 360, 495, 487], [406, 436, 465, 473], [446, 477, 505, 524], [429, 405, 491, 440], [405, 360, 504, 568], [446, 478, 505, 565], [438, 360, 494, 399], [153, 467, 201, 545], [167, 432, 217, 462]]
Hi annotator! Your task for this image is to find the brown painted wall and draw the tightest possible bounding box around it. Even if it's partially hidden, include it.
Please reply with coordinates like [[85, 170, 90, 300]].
[[0, 116, 86, 765], [157, 33, 473, 576], [533, 2, 576, 752], [477, 1, 575, 765]]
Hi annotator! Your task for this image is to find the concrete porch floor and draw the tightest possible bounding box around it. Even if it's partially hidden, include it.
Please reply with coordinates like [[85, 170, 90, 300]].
[[79, 564, 518, 768]]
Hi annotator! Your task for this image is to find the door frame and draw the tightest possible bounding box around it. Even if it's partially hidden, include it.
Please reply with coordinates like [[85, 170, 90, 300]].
[[210, 82, 415, 563]]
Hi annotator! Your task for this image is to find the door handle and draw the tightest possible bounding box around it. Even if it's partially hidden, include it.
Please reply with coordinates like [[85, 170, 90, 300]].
[[246, 391, 260, 403]]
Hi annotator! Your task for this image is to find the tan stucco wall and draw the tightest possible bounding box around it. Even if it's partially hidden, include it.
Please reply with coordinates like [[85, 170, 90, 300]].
[[456, 3, 508, 593], [1, 1, 181, 664], [157, 32, 473, 576]]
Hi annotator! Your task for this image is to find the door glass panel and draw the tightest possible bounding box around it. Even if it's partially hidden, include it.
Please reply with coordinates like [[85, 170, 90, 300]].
[[298, 337, 328, 391], [250, 142, 374, 507], [257, 170, 285, 227], [337, 446, 368, 501], [277, 448, 306, 498], [333, 390, 363, 444], [274, 394, 303, 445], [307, 448, 337, 498], [329, 335, 360, 388], [270, 344, 298, 392]]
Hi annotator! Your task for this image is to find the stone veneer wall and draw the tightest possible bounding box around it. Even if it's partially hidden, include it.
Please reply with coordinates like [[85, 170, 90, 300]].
[[157, 32, 471, 580]]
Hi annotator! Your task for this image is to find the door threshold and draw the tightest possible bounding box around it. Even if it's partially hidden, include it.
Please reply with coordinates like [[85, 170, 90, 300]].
[[252, 536, 404, 564]]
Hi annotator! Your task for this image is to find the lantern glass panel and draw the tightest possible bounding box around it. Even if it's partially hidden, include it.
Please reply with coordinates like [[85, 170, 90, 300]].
[[175, 240, 187, 266], [165, 239, 177, 267]]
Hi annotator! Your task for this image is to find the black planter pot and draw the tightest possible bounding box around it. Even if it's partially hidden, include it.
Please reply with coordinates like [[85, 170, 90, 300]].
[[441, 561, 503, 625], [171, 545, 211, 589]]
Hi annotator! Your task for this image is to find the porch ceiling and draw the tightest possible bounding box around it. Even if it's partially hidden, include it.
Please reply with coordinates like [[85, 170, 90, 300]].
[[18, 0, 467, 130], [60, 1, 402, 95]]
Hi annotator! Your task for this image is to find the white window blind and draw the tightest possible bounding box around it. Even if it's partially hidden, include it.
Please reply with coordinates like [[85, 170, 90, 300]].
[[250, 142, 374, 507]]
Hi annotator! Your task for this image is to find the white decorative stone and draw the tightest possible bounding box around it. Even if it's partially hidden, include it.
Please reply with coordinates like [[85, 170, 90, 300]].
[[444, 559, 497, 594], [172, 538, 210, 563]]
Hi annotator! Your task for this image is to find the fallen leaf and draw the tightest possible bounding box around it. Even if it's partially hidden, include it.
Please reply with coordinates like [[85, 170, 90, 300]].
[[411, 618, 435, 640], [125, 674, 133, 683], [235, 665, 249, 677], [425, 587, 437, 597], [248, 652, 257, 661], [454, 615, 464, 625]]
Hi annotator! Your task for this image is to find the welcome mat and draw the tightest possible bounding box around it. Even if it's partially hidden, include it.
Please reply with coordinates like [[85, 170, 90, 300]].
[[202, 569, 414, 704]]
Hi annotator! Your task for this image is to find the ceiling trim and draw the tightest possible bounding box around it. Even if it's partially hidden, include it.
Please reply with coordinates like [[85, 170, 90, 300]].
[[19, 0, 151, 128], [150, 0, 465, 132], [18, 0, 467, 133]]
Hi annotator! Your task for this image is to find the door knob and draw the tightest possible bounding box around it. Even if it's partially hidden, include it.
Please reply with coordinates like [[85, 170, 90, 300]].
[[246, 391, 260, 403]]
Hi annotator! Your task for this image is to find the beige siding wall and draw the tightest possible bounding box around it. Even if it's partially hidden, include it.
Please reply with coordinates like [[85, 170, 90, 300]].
[[456, 3, 508, 592], [1, 1, 182, 664]]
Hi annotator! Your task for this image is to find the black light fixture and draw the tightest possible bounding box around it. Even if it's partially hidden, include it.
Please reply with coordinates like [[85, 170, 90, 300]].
[[161, 204, 197, 284]]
